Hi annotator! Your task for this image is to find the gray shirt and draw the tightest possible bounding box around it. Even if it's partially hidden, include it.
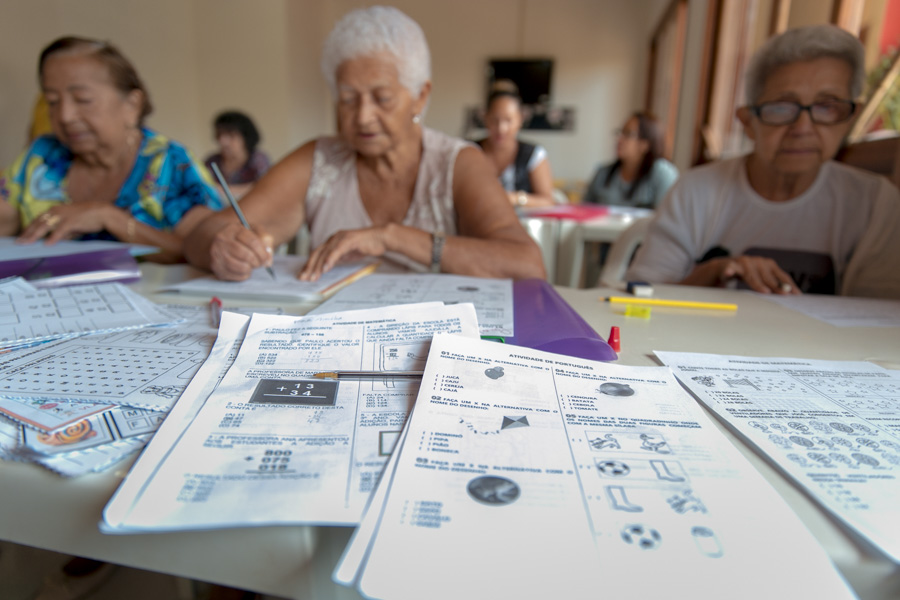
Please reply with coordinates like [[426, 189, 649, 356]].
[[582, 158, 678, 209]]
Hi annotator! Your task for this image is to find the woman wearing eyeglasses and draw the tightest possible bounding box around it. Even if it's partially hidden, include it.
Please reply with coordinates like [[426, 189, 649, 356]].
[[582, 112, 677, 209], [626, 25, 900, 298]]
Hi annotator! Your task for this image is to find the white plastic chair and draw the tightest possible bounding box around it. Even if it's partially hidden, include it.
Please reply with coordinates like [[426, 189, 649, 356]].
[[597, 216, 653, 286]]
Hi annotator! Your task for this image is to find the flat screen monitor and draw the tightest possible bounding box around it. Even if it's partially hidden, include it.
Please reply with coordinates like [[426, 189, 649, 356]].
[[488, 59, 553, 105]]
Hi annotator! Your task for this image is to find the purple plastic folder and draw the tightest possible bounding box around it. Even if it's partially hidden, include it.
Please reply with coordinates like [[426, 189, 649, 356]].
[[0, 248, 141, 288], [508, 278, 617, 362]]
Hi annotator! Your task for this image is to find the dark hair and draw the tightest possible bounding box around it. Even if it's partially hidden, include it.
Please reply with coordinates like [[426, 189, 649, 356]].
[[38, 36, 153, 126], [213, 111, 261, 154], [605, 112, 665, 199], [486, 79, 522, 112]]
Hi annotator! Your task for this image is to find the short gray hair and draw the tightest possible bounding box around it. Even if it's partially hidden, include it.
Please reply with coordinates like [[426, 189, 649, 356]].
[[320, 6, 431, 98], [744, 24, 865, 105]]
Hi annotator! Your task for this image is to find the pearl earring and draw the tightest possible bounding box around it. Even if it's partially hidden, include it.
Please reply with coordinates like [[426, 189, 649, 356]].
[[413, 114, 421, 124]]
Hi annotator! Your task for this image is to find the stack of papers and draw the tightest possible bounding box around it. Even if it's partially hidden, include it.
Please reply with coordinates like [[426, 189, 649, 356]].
[[0, 295, 208, 477], [335, 335, 855, 599], [0, 278, 181, 351], [658, 351, 900, 562], [103, 302, 481, 531]]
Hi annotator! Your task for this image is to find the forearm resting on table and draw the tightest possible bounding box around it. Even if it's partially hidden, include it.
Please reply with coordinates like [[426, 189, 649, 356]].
[[435, 230, 546, 279]]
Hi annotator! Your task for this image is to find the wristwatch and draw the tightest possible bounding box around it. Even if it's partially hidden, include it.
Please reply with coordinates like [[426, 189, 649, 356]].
[[431, 230, 445, 273]]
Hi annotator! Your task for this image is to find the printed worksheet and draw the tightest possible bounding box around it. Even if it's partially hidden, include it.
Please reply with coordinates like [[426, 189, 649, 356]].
[[0, 280, 181, 350], [340, 335, 854, 600], [657, 351, 900, 563], [310, 273, 514, 336], [103, 303, 479, 531], [764, 294, 900, 327], [159, 255, 377, 302], [104, 311, 250, 531], [0, 315, 217, 412]]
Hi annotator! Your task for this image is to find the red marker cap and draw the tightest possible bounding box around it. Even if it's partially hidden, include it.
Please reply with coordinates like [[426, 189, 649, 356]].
[[607, 326, 621, 353]]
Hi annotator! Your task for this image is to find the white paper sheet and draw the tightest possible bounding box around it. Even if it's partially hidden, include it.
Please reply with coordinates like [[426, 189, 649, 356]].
[[342, 335, 854, 600], [102, 303, 479, 531], [159, 255, 376, 302], [310, 273, 515, 336], [657, 351, 900, 563], [103, 311, 250, 532], [764, 294, 900, 327], [0, 316, 217, 412], [0, 280, 182, 350]]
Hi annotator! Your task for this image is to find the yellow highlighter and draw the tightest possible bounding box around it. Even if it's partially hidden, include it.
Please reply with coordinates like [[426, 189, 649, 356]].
[[603, 296, 738, 312]]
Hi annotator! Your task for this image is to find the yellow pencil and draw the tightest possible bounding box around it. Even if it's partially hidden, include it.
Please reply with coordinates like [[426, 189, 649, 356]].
[[602, 296, 738, 311]]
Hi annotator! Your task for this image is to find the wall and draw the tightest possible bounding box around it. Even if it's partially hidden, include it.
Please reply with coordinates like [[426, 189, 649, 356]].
[[0, 0, 659, 183]]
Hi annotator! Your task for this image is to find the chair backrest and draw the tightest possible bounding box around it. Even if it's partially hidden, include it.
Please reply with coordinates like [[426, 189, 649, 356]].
[[597, 216, 653, 286]]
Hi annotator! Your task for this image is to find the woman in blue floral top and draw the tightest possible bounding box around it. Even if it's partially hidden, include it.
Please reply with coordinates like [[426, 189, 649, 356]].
[[0, 36, 221, 262]]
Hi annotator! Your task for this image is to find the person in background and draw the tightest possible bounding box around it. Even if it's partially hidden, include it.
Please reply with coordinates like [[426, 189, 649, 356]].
[[185, 6, 544, 282], [626, 25, 900, 298], [582, 111, 678, 209], [204, 110, 271, 200], [0, 36, 221, 263], [477, 81, 558, 208]]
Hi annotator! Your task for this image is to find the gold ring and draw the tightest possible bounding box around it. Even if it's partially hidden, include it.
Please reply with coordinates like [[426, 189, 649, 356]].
[[41, 213, 61, 229]]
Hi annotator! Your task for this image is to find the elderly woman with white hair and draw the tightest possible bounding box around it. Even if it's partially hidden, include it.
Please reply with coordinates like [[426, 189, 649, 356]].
[[626, 24, 900, 298], [185, 6, 545, 281]]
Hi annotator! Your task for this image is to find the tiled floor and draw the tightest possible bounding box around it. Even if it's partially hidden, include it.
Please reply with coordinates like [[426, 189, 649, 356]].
[[0, 529, 365, 600]]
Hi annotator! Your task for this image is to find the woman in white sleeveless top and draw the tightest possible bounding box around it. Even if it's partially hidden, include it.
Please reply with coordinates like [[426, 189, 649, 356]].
[[186, 6, 545, 281]]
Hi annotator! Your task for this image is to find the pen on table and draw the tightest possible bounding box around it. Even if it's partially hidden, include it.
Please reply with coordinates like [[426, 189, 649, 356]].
[[602, 296, 738, 311], [209, 162, 276, 280], [209, 296, 223, 327], [313, 370, 425, 380]]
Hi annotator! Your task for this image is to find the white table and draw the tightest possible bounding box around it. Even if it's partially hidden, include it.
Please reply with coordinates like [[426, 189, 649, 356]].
[[519, 206, 652, 288], [2, 267, 899, 599]]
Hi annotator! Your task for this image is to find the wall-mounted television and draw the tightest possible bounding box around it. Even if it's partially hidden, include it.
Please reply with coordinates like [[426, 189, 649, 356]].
[[487, 59, 554, 105]]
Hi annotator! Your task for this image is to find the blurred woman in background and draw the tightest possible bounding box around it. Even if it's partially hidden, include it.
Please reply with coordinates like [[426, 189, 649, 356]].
[[582, 112, 677, 209], [204, 110, 270, 199], [477, 81, 558, 208]]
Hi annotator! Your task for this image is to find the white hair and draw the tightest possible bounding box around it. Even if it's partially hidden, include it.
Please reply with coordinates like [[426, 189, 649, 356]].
[[320, 6, 431, 98], [744, 24, 865, 105]]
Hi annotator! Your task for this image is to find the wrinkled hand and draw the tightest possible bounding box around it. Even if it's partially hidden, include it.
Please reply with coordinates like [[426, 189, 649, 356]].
[[209, 222, 274, 281], [690, 255, 799, 294], [17, 204, 114, 245], [299, 227, 387, 281]]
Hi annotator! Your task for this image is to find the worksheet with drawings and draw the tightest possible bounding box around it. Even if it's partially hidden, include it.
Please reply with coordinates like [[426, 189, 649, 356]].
[[342, 335, 856, 600], [657, 351, 900, 563]]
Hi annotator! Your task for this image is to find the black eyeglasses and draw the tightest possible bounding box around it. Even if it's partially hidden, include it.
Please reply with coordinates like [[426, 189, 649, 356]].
[[751, 99, 856, 126]]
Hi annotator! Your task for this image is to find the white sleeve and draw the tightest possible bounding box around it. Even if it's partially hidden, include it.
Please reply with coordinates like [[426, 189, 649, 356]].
[[528, 145, 547, 171], [840, 179, 900, 299]]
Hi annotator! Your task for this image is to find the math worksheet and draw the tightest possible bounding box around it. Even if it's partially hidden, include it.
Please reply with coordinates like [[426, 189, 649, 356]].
[[657, 351, 900, 563], [103, 303, 479, 531], [339, 335, 854, 600], [311, 273, 515, 336]]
